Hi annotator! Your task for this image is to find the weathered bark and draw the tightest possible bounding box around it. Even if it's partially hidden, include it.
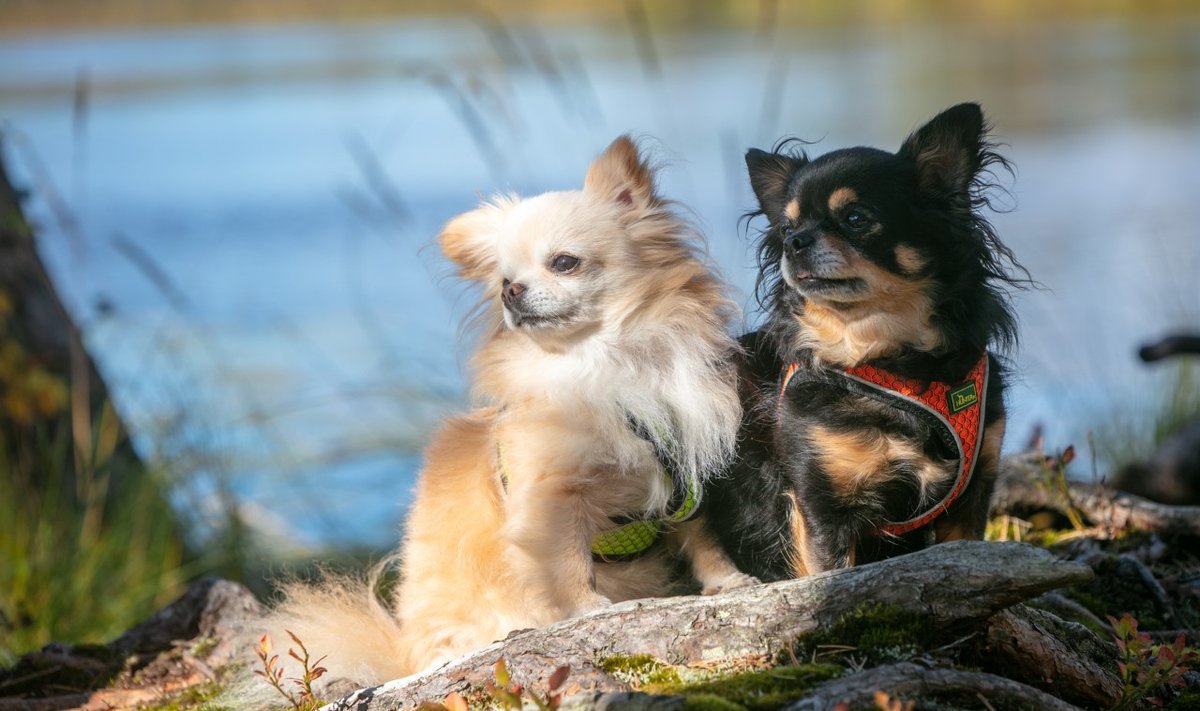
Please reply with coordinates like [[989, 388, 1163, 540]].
[[109, 577, 265, 666], [984, 604, 1122, 709], [0, 674, 209, 711], [992, 454, 1200, 536], [324, 541, 1091, 710], [782, 662, 1087, 711], [0, 579, 264, 711]]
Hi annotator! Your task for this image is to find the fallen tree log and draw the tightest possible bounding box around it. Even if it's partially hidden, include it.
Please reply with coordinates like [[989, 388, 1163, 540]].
[[782, 662, 1087, 711], [984, 604, 1121, 709], [992, 454, 1200, 537], [323, 541, 1091, 710], [0, 579, 263, 711], [0, 673, 211, 711]]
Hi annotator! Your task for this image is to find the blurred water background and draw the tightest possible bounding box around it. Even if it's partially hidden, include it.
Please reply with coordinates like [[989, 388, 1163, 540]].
[[2, 1, 1198, 556]]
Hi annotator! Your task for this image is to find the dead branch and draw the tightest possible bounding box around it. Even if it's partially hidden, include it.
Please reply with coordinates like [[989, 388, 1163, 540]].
[[992, 454, 1200, 537], [984, 605, 1122, 709], [1029, 592, 1113, 635], [1115, 553, 1182, 628]]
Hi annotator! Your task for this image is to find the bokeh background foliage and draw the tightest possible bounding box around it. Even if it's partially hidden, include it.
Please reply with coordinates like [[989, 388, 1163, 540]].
[[0, 284, 186, 664]]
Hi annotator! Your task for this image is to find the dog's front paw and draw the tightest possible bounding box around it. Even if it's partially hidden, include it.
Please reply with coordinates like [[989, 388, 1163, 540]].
[[567, 593, 613, 617], [702, 572, 760, 596]]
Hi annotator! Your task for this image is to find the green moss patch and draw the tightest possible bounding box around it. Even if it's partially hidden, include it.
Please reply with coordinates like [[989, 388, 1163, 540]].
[[599, 654, 684, 687], [791, 603, 938, 667], [662, 664, 842, 711], [599, 654, 842, 711]]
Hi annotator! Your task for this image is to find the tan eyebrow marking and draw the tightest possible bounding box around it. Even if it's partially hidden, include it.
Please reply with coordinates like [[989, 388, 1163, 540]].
[[828, 187, 857, 212], [895, 245, 928, 274], [784, 199, 800, 221]]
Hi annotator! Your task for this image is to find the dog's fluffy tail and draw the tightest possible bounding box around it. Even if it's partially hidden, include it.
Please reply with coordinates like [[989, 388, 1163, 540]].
[[223, 558, 409, 707]]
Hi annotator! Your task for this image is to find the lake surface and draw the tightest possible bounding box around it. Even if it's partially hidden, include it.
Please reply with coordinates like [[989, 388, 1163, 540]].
[[2, 10, 1198, 550]]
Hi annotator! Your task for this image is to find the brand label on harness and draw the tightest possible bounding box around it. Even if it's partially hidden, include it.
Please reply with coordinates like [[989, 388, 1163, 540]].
[[947, 382, 979, 413]]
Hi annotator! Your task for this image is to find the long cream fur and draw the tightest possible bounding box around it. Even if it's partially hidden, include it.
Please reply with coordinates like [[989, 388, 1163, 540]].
[[230, 136, 752, 700]]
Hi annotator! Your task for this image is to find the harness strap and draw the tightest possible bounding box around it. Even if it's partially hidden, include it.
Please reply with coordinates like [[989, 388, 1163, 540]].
[[779, 353, 989, 536], [624, 414, 699, 521]]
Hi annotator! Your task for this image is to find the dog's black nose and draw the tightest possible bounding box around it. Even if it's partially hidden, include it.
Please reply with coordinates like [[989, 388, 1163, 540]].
[[784, 230, 816, 254], [502, 279, 526, 302]]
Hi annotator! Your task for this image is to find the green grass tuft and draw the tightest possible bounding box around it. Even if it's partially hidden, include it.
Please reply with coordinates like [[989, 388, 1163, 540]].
[[137, 682, 229, 711], [0, 418, 190, 665], [1100, 361, 1200, 473]]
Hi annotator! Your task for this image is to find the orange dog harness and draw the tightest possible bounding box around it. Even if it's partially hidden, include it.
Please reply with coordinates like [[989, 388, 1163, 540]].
[[780, 353, 989, 536]]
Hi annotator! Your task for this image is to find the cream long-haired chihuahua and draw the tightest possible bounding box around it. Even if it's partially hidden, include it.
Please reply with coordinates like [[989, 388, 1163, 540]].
[[248, 136, 755, 692]]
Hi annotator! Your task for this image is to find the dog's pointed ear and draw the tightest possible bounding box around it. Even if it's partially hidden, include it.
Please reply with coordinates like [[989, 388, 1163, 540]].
[[438, 201, 510, 282], [745, 148, 803, 220], [899, 102, 986, 197], [584, 135, 662, 211]]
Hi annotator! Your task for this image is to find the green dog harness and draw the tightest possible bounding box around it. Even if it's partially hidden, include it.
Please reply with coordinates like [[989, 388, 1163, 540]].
[[495, 419, 699, 561], [588, 472, 698, 559]]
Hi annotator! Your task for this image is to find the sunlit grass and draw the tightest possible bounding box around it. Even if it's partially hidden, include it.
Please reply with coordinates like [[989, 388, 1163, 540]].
[[1146, 362, 1200, 451], [1097, 361, 1200, 472], [0, 291, 192, 665], [0, 422, 191, 666]]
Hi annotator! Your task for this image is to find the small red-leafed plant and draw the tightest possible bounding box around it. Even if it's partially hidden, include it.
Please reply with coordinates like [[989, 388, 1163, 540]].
[[419, 658, 571, 711], [485, 657, 524, 710], [1109, 613, 1198, 710], [420, 658, 573, 706], [417, 691, 469, 711], [873, 690, 915, 711], [484, 657, 571, 711], [1036, 444, 1088, 531], [254, 631, 328, 711]]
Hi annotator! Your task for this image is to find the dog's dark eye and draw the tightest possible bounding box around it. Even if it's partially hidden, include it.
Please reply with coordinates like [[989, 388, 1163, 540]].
[[842, 208, 872, 232], [549, 254, 580, 273]]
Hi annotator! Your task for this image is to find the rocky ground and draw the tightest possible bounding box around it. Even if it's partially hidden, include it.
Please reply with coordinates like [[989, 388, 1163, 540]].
[[2, 449, 1198, 711]]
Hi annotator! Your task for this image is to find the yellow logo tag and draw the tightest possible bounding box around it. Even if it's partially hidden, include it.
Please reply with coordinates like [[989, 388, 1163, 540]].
[[948, 382, 978, 413]]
